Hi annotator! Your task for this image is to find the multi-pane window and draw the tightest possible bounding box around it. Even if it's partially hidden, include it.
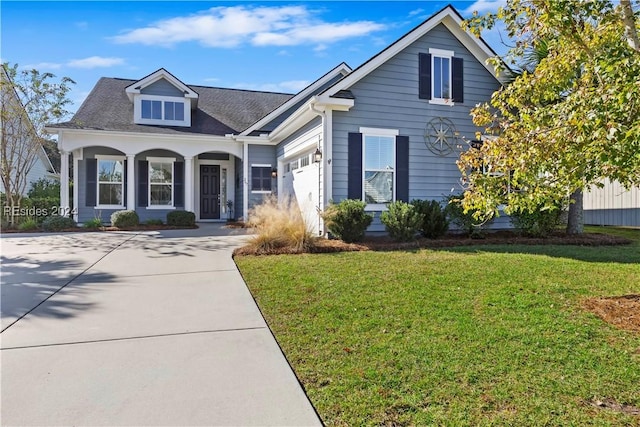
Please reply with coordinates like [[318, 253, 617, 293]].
[[164, 101, 184, 121], [97, 158, 124, 206], [141, 99, 184, 122], [433, 56, 451, 99], [149, 160, 173, 206], [251, 166, 272, 192], [141, 100, 162, 120], [363, 135, 395, 204]]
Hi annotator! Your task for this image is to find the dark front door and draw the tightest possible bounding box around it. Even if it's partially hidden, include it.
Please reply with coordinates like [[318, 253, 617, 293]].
[[200, 165, 220, 219]]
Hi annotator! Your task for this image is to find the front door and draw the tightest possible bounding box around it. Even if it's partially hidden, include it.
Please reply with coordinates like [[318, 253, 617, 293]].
[[200, 165, 220, 219]]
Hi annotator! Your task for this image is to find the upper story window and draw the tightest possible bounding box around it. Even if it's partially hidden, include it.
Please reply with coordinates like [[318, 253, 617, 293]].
[[135, 95, 190, 127], [419, 49, 464, 105]]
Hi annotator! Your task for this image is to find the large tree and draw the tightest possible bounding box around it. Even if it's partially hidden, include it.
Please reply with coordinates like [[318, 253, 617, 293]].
[[1, 63, 74, 224], [458, 0, 640, 233]]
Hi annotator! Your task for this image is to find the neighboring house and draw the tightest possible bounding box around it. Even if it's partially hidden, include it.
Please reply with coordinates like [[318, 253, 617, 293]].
[[1, 67, 58, 197], [47, 5, 506, 231], [584, 180, 640, 227]]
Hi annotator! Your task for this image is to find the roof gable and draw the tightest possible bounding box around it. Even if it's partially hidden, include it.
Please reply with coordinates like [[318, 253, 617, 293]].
[[320, 5, 506, 100], [125, 68, 199, 107]]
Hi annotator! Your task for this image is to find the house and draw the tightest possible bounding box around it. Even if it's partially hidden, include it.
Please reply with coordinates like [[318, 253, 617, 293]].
[[1, 66, 58, 198], [46, 5, 506, 231], [584, 180, 640, 227]]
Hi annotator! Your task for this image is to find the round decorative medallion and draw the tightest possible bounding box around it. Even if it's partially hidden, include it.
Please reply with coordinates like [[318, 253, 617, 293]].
[[424, 117, 458, 156]]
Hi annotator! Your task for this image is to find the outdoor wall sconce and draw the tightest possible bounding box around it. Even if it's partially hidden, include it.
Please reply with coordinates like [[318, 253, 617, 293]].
[[271, 168, 277, 178], [314, 148, 323, 163]]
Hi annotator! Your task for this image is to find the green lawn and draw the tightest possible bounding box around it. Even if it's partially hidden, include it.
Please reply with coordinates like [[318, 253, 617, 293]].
[[235, 226, 640, 426]]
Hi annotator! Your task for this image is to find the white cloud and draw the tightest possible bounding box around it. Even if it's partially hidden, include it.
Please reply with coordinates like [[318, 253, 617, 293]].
[[67, 56, 125, 69], [408, 8, 425, 17], [111, 5, 385, 49], [75, 21, 89, 30], [203, 77, 220, 83], [22, 62, 63, 70], [234, 80, 311, 93], [464, 0, 507, 15]]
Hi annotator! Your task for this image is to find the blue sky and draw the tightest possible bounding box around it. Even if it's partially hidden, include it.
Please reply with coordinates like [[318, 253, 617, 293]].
[[2, 1, 506, 113]]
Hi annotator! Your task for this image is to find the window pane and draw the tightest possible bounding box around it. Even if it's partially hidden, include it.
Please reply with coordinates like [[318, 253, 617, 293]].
[[252, 166, 271, 191], [434, 57, 442, 99], [149, 162, 172, 183], [150, 184, 172, 205], [364, 136, 394, 170], [99, 183, 122, 205], [174, 102, 184, 121], [165, 102, 175, 120], [142, 100, 152, 119], [364, 171, 393, 204], [151, 101, 162, 119], [98, 159, 123, 183], [442, 57, 450, 99]]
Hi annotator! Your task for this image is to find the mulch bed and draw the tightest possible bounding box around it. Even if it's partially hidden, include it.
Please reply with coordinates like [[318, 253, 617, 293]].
[[1, 224, 198, 233]]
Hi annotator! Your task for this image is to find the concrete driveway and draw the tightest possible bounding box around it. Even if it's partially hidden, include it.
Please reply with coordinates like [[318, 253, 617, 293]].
[[1, 225, 321, 426]]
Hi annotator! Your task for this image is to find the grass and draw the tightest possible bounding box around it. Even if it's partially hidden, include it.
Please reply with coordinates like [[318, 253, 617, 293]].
[[235, 226, 640, 426]]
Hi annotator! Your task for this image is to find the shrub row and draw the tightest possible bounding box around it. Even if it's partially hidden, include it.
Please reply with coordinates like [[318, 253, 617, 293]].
[[109, 210, 196, 228]]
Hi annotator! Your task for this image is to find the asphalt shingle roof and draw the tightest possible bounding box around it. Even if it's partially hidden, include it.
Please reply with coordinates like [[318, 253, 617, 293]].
[[52, 77, 294, 136]]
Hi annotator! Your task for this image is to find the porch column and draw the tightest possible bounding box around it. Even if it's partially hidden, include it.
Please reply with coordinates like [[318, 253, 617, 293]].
[[184, 156, 194, 212], [60, 150, 70, 217], [72, 150, 79, 222], [243, 143, 249, 221], [126, 154, 135, 210]]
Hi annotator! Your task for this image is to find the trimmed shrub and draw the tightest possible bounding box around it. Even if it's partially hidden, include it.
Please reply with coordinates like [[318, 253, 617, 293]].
[[18, 218, 39, 231], [380, 201, 422, 242], [322, 199, 373, 243], [145, 219, 164, 226], [412, 199, 449, 238], [28, 178, 60, 199], [111, 210, 140, 228], [445, 195, 494, 238], [83, 217, 103, 229], [510, 204, 564, 237], [42, 215, 76, 231], [166, 210, 195, 227], [247, 196, 315, 253]]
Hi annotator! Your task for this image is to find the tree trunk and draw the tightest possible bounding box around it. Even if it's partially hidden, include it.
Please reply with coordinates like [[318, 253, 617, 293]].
[[566, 189, 584, 235], [621, 0, 640, 53]]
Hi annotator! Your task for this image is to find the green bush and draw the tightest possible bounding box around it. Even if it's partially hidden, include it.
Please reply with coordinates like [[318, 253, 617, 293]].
[[28, 178, 60, 199], [411, 199, 449, 238], [166, 210, 195, 227], [322, 199, 373, 243], [445, 195, 494, 238], [510, 204, 564, 237], [111, 210, 140, 228], [145, 219, 164, 226], [42, 215, 76, 231], [380, 201, 422, 242], [18, 218, 39, 231], [83, 217, 103, 229]]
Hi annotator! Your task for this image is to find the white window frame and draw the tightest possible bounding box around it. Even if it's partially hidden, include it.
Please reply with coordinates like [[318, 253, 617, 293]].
[[147, 157, 176, 209], [429, 48, 455, 106], [251, 163, 273, 194], [96, 155, 125, 209], [360, 127, 399, 211], [134, 94, 190, 127]]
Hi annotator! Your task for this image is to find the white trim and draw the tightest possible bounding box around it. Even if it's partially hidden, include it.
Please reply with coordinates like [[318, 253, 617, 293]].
[[359, 127, 399, 137], [146, 156, 176, 163], [250, 164, 273, 194], [240, 63, 352, 136], [125, 68, 198, 103], [134, 95, 190, 127], [96, 154, 126, 161], [430, 51, 454, 103], [95, 155, 125, 209], [429, 98, 455, 106], [429, 47, 454, 57], [147, 157, 175, 208], [194, 158, 234, 222], [251, 163, 272, 168]]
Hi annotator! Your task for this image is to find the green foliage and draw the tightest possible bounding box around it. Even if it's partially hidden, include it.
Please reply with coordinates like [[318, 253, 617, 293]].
[[459, 1, 640, 224], [145, 219, 164, 226], [27, 178, 60, 199], [166, 210, 195, 227], [411, 199, 449, 238], [510, 203, 565, 237], [110, 210, 139, 228], [17, 217, 38, 231], [322, 199, 373, 243], [83, 217, 103, 229], [41, 215, 76, 231], [380, 201, 422, 242], [445, 195, 493, 238], [247, 196, 315, 254]]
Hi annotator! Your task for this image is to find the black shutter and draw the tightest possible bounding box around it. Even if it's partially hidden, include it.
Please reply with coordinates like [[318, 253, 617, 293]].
[[348, 133, 363, 200], [452, 57, 464, 103], [174, 162, 184, 208], [85, 158, 97, 207], [418, 53, 432, 100], [396, 136, 409, 203], [138, 160, 148, 207]]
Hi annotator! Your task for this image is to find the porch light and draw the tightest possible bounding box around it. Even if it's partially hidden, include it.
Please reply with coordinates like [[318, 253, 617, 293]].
[[271, 168, 277, 178], [313, 148, 323, 163]]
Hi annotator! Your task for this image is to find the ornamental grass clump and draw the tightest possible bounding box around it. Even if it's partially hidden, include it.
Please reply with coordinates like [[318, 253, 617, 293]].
[[247, 196, 316, 254]]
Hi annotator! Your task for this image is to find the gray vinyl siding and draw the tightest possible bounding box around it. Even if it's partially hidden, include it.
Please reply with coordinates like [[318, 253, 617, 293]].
[[248, 144, 277, 210], [77, 147, 185, 223], [331, 23, 502, 231], [140, 78, 184, 97], [276, 116, 322, 159], [584, 209, 640, 227]]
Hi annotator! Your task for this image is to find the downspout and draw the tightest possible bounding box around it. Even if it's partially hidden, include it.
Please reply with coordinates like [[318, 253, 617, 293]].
[[310, 101, 327, 236]]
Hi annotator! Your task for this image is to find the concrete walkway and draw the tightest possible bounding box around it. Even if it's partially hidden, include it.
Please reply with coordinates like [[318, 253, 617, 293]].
[[1, 225, 321, 426]]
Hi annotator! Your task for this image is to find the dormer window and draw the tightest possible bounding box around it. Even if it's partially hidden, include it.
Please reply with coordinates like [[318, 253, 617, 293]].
[[134, 95, 190, 126]]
